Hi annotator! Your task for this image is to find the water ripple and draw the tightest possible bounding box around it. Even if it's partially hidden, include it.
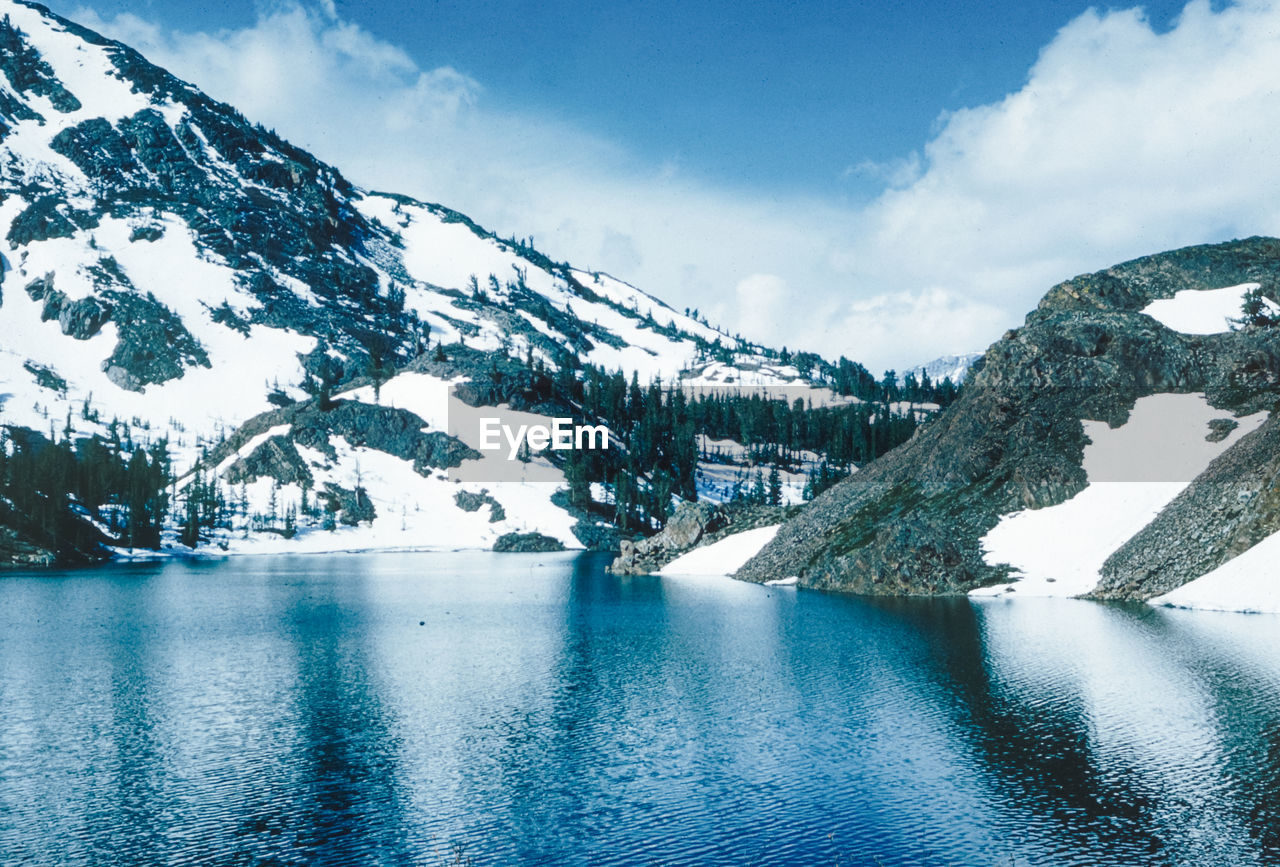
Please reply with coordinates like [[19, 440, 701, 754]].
[[1, 556, 1280, 865]]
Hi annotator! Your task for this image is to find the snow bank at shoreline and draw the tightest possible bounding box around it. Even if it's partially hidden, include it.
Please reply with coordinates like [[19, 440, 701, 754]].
[[659, 525, 781, 578]]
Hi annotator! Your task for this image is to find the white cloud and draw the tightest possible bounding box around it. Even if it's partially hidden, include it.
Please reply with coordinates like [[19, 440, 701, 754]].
[[62, 0, 1280, 372], [824, 288, 1009, 376], [714, 274, 792, 347], [853, 0, 1280, 315]]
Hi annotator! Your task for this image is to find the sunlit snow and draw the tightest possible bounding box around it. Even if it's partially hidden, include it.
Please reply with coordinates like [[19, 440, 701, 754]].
[[659, 525, 781, 578], [1140, 283, 1269, 335]]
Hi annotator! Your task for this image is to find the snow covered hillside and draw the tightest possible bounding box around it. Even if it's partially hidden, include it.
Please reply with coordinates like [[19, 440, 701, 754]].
[[0, 1, 828, 557], [904, 352, 982, 387]]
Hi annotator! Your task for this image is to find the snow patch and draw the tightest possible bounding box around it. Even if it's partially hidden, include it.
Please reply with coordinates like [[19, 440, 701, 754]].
[[659, 525, 781, 578], [1151, 529, 1280, 614], [1140, 283, 1265, 335]]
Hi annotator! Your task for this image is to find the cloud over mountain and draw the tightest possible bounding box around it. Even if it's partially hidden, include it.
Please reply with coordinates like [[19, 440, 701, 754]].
[[68, 0, 1280, 370]]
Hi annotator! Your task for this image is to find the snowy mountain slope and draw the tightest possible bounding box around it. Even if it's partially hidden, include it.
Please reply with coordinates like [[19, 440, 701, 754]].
[[0, 1, 822, 557]]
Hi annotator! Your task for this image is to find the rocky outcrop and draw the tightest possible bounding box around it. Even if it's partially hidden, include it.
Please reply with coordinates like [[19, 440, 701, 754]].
[[23, 269, 206, 385], [291, 400, 479, 472], [493, 532, 565, 552], [739, 237, 1280, 596], [319, 483, 375, 526], [0, 17, 80, 113], [7, 196, 89, 245], [22, 360, 66, 393], [58, 296, 111, 340], [224, 436, 313, 488], [611, 501, 791, 575], [454, 489, 505, 522]]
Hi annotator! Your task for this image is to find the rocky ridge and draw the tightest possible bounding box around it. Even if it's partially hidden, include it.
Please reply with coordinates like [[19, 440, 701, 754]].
[[738, 238, 1280, 599]]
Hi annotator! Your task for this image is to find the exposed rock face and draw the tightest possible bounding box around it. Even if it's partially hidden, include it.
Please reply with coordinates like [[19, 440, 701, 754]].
[[320, 483, 375, 526], [22, 360, 66, 393], [739, 238, 1280, 597], [23, 269, 206, 386], [291, 401, 480, 473], [58, 296, 110, 340], [0, 19, 80, 114], [612, 502, 726, 575], [611, 501, 790, 575], [225, 436, 313, 488]]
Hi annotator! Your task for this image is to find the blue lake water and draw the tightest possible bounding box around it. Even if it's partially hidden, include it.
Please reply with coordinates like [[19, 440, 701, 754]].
[[2, 552, 1280, 865]]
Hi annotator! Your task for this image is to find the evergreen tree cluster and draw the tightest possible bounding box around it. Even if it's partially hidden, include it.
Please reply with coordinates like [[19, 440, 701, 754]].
[[689, 393, 921, 469], [0, 423, 171, 560], [1235, 286, 1280, 329], [544, 353, 951, 530], [554, 365, 698, 533]]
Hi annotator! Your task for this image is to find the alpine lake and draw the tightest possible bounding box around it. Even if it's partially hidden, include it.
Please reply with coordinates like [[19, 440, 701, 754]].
[[2, 551, 1279, 865]]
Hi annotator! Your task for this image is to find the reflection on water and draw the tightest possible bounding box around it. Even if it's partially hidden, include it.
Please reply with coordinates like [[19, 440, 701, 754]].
[[2, 553, 1280, 864]]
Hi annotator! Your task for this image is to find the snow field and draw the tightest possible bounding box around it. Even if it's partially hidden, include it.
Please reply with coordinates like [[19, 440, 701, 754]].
[[1151, 531, 1280, 614]]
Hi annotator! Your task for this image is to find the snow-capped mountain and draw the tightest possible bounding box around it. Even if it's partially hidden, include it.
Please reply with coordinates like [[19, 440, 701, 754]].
[[0, 0, 818, 558], [905, 352, 982, 386]]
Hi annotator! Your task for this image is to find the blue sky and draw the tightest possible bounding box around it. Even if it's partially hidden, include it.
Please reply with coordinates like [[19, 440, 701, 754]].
[[54, 0, 1280, 370], [62, 0, 1193, 197]]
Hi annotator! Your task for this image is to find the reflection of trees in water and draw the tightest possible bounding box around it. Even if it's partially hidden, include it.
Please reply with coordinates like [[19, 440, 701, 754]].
[[910, 600, 1168, 862], [96, 588, 167, 861]]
